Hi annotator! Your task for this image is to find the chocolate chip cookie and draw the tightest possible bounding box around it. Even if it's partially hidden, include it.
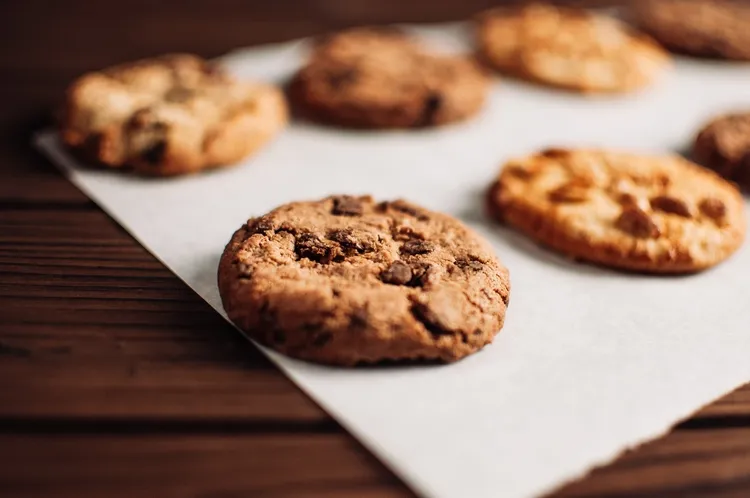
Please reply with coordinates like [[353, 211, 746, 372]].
[[289, 28, 489, 128], [476, 3, 669, 93], [61, 53, 287, 176], [218, 195, 510, 365], [487, 149, 746, 273], [632, 0, 750, 61], [693, 112, 750, 191]]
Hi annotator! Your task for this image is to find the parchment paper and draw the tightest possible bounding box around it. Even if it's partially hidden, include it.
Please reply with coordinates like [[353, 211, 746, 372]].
[[35, 23, 750, 498]]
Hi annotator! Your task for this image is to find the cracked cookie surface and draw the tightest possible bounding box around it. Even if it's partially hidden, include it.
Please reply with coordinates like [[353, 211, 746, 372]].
[[289, 28, 489, 128], [61, 53, 287, 176], [476, 3, 669, 93], [218, 195, 510, 365], [487, 149, 746, 273]]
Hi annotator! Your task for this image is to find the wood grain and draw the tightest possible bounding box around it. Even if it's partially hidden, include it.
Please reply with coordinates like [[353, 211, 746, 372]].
[[1, 1, 748, 497]]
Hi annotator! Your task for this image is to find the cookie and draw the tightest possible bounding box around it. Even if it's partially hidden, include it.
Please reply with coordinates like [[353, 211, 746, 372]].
[[632, 0, 750, 61], [61, 53, 287, 176], [476, 3, 669, 93], [693, 112, 750, 191], [289, 28, 489, 128], [487, 149, 746, 273], [218, 195, 510, 365]]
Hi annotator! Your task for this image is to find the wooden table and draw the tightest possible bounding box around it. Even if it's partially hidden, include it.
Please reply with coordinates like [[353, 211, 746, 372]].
[[2, 1, 749, 496]]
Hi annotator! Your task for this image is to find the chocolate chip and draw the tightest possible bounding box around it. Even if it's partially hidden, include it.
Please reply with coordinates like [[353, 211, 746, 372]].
[[295, 233, 335, 263], [329, 229, 375, 253], [699, 197, 727, 220], [141, 141, 167, 165], [327, 68, 357, 88], [393, 225, 424, 241], [401, 240, 434, 255], [311, 333, 332, 348], [409, 263, 438, 288], [650, 195, 691, 217], [332, 196, 363, 216], [420, 93, 442, 126], [250, 218, 275, 234], [381, 261, 413, 285], [259, 302, 284, 345], [455, 258, 484, 271], [385, 200, 430, 221], [615, 206, 661, 238], [410, 301, 453, 336], [350, 308, 369, 329]]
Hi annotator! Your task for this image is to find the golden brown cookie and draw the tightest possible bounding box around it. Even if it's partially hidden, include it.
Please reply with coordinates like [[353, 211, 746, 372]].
[[476, 3, 669, 93], [218, 195, 510, 366], [487, 149, 746, 273], [632, 0, 750, 61], [693, 112, 750, 191], [61, 54, 287, 176], [289, 28, 489, 128]]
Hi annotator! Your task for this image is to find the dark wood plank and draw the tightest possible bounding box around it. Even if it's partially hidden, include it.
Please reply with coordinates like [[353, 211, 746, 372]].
[[0, 429, 748, 498], [1, 1, 749, 498], [0, 433, 413, 498], [556, 428, 750, 497], [0, 208, 325, 422]]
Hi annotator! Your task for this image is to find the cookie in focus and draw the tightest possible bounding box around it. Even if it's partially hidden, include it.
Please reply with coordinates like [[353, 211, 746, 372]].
[[61, 53, 287, 176], [632, 0, 750, 61], [693, 111, 750, 191], [475, 3, 669, 94], [289, 28, 489, 128], [218, 195, 510, 366], [487, 148, 745, 273]]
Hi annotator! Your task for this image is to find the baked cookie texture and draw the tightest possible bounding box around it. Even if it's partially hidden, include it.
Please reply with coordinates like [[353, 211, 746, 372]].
[[694, 112, 750, 191], [487, 149, 746, 273], [61, 54, 287, 176], [633, 0, 750, 61], [218, 195, 510, 366], [476, 3, 669, 93], [289, 28, 489, 128]]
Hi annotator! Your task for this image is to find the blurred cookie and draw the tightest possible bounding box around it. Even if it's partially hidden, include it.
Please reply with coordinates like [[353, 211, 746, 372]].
[[633, 0, 750, 61], [290, 28, 489, 128], [218, 195, 510, 365], [476, 3, 669, 93], [487, 149, 745, 273], [693, 112, 750, 190], [61, 54, 287, 176]]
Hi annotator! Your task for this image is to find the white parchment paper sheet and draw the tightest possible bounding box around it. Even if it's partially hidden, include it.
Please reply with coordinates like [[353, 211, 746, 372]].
[[36, 23, 750, 498]]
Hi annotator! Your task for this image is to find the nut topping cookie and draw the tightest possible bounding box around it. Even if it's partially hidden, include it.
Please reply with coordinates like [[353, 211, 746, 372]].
[[61, 54, 287, 176], [289, 28, 489, 128], [476, 3, 669, 93], [632, 0, 750, 61], [218, 195, 510, 365], [693, 112, 750, 191], [487, 149, 746, 273]]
